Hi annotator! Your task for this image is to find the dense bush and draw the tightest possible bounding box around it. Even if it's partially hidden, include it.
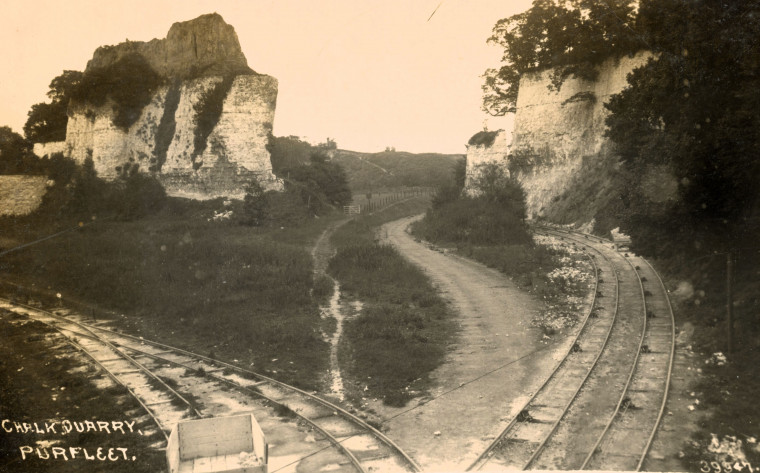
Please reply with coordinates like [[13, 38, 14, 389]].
[[267, 135, 314, 174], [420, 162, 529, 246], [239, 181, 269, 226], [0, 127, 39, 175], [285, 152, 352, 214], [71, 53, 163, 131]]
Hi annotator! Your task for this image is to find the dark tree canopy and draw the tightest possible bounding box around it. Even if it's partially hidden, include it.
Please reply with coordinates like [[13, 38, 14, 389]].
[[285, 152, 352, 214], [0, 127, 35, 174], [24, 70, 83, 143], [483, 0, 642, 115], [604, 0, 760, 255], [71, 53, 163, 131]]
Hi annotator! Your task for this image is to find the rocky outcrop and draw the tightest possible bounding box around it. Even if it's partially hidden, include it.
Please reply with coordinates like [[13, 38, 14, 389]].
[[86, 13, 252, 79], [464, 130, 509, 194], [510, 51, 652, 217], [0, 176, 50, 216], [63, 13, 281, 199]]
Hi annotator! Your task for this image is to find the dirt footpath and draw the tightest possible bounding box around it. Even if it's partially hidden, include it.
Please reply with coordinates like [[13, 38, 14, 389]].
[[374, 216, 573, 471]]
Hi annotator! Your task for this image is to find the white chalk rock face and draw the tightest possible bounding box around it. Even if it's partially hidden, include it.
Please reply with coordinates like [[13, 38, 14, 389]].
[[60, 13, 281, 200], [511, 51, 652, 217], [64, 72, 280, 199], [163, 77, 221, 173]]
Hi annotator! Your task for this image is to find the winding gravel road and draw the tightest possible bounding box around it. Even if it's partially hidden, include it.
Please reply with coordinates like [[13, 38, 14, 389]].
[[373, 215, 579, 471]]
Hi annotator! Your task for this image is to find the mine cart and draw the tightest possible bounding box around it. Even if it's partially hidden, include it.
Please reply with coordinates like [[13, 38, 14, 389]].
[[166, 414, 268, 473]]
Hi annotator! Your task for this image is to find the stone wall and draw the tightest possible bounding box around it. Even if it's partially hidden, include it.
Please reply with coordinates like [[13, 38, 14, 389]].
[[0, 176, 49, 216], [510, 51, 652, 217], [464, 130, 509, 195]]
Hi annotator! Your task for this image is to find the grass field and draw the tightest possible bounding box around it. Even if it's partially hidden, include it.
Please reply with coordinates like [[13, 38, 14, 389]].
[[327, 197, 458, 407], [0, 198, 340, 390]]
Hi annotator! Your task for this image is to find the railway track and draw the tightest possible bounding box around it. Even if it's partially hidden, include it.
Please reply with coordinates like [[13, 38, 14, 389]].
[[0, 297, 421, 473], [468, 228, 674, 471], [0, 303, 196, 442]]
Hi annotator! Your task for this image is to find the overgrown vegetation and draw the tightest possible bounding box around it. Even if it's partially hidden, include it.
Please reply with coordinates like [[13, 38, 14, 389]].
[[603, 0, 760, 260], [0, 127, 42, 175], [70, 53, 163, 131], [0, 318, 163, 472], [654, 251, 760, 470], [284, 152, 352, 213], [414, 162, 530, 246], [467, 130, 499, 147], [0, 202, 332, 389], [18, 154, 167, 222], [328, 198, 454, 407], [0, 152, 339, 390]]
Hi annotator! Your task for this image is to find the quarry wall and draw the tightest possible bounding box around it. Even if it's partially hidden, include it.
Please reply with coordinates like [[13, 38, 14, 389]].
[[511, 51, 652, 217], [64, 73, 280, 200], [51, 13, 281, 200]]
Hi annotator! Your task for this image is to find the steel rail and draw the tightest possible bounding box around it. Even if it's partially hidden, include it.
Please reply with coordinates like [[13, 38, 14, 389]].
[[547, 230, 653, 470], [635, 257, 677, 471], [1, 299, 371, 473], [552, 228, 675, 470], [468, 231, 613, 470], [0, 296, 421, 473], [0, 306, 171, 442], [0, 299, 203, 419], [115, 343, 369, 473], [86, 323, 421, 471], [520, 230, 621, 470]]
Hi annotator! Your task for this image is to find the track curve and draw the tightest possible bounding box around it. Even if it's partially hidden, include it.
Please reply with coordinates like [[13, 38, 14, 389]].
[[0, 296, 420, 473]]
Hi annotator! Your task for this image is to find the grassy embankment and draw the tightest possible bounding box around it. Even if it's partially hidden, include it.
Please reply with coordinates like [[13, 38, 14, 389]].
[[327, 197, 457, 407], [0, 315, 164, 472], [0, 198, 341, 390]]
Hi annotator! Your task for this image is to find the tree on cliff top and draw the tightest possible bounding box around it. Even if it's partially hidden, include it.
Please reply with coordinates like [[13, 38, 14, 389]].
[[24, 70, 83, 143], [604, 0, 760, 257], [483, 0, 643, 115]]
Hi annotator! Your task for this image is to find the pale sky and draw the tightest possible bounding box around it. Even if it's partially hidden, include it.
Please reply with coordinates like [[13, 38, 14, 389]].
[[0, 1, 532, 153]]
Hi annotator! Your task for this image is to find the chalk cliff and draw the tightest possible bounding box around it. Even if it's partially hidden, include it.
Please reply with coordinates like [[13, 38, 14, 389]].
[[63, 13, 280, 199], [464, 51, 652, 219], [511, 51, 651, 218]]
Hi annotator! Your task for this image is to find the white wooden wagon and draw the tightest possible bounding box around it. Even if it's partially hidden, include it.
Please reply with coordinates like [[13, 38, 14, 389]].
[[166, 414, 268, 473]]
